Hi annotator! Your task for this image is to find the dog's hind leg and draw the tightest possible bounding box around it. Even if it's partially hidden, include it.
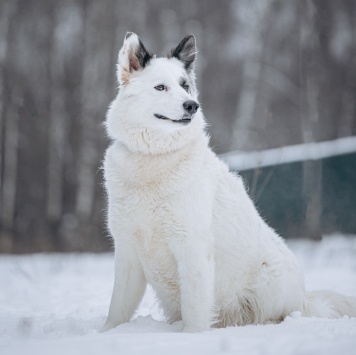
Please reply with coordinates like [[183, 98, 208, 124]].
[[101, 241, 146, 332]]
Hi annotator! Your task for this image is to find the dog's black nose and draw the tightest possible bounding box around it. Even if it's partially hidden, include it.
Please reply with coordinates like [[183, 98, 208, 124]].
[[183, 100, 199, 115]]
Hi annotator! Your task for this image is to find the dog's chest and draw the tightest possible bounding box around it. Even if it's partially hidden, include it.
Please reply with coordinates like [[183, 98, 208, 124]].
[[110, 173, 180, 293], [105, 145, 200, 296], [131, 200, 180, 296], [135, 219, 179, 290]]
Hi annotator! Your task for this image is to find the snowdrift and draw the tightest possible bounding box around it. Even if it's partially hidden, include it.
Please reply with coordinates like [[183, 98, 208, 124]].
[[1, 235, 356, 355]]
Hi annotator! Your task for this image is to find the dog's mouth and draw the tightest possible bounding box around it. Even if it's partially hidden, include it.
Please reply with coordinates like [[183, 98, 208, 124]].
[[154, 113, 192, 125]]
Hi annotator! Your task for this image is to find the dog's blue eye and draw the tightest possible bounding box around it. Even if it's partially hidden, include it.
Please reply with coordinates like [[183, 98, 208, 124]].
[[183, 85, 189, 92], [154, 85, 166, 91]]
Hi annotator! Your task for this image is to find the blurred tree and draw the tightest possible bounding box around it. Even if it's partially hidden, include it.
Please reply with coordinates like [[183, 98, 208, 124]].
[[298, 0, 323, 241], [0, 0, 355, 252]]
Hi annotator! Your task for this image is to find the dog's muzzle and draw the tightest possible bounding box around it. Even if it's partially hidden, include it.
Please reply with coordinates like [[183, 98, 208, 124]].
[[154, 100, 199, 125], [154, 113, 193, 125]]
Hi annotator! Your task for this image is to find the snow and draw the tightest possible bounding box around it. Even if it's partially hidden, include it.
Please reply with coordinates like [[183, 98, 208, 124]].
[[220, 136, 356, 171], [1, 235, 356, 355]]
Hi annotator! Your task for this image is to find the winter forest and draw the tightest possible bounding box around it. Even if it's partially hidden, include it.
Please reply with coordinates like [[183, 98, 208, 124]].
[[1, 0, 356, 252], [1, 1, 356, 354]]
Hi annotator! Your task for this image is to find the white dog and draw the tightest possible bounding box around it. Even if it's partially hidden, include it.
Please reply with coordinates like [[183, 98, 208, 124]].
[[102, 32, 356, 332]]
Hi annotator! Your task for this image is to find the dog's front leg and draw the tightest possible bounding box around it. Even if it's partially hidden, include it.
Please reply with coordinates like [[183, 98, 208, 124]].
[[171, 237, 215, 332], [102, 241, 146, 332]]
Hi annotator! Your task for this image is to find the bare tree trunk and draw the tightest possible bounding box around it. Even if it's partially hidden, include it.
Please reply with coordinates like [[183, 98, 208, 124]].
[[230, 1, 272, 151], [0, 1, 18, 240], [1, 92, 20, 230], [47, 4, 66, 223], [337, 1, 356, 138], [299, 0, 322, 240], [0, 1, 17, 253], [76, 2, 102, 222]]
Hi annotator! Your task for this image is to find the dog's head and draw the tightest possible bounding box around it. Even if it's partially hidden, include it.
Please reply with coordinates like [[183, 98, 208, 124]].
[[106, 32, 206, 154]]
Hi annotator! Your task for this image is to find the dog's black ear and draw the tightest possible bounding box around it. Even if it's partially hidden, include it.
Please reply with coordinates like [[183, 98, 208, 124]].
[[170, 35, 197, 72], [117, 32, 152, 84]]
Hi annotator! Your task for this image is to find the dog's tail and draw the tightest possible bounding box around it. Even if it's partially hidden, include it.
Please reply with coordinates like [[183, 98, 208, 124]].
[[303, 290, 356, 318]]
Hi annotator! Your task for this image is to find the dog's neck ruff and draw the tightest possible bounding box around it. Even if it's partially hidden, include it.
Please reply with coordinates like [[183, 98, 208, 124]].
[[117, 118, 207, 155]]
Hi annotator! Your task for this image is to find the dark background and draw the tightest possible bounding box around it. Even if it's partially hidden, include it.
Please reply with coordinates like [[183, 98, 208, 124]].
[[1, 0, 355, 252], [239, 153, 356, 238]]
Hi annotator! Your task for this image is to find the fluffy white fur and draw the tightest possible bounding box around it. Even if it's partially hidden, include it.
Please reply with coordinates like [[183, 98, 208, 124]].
[[102, 33, 356, 332]]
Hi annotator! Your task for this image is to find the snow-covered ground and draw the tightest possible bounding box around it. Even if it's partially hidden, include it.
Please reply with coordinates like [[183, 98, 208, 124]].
[[1, 235, 356, 355]]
